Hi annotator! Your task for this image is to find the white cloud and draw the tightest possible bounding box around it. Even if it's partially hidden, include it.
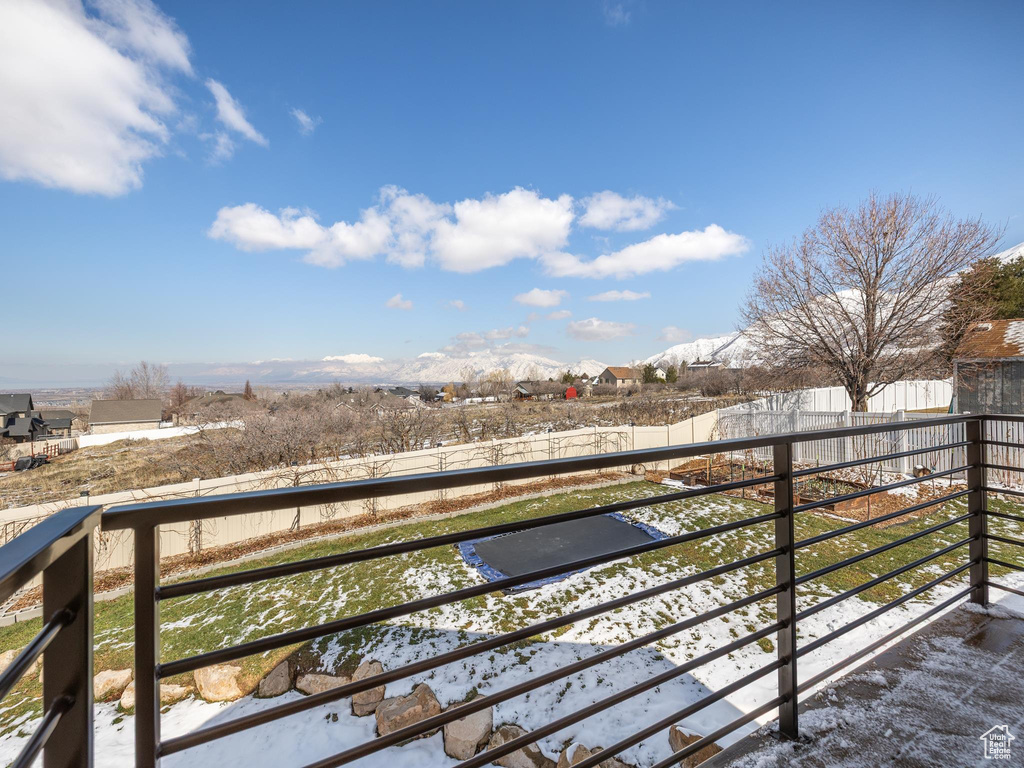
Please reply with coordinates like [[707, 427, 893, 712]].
[[378, 185, 451, 268], [658, 326, 693, 343], [544, 225, 750, 279], [209, 204, 324, 250], [514, 288, 568, 307], [548, 310, 572, 320], [322, 353, 384, 364], [210, 187, 749, 279], [432, 188, 574, 272], [485, 326, 530, 340], [385, 293, 413, 310], [449, 299, 466, 311], [417, 351, 447, 360], [206, 131, 235, 163], [579, 191, 673, 231], [290, 108, 322, 135], [206, 78, 267, 147], [603, 2, 631, 27], [588, 289, 651, 302], [567, 317, 636, 341], [0, 0, 190, 195]]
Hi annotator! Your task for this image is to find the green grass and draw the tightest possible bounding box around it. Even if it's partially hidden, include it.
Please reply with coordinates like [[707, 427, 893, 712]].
[[0, 480, 1021, 739]]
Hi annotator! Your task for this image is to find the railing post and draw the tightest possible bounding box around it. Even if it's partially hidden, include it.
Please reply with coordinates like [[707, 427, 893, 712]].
[[42, 529, 94, 768], [967, 418, 988, 606], [134, 524, 161, 768], [773, 440, 799, 739]]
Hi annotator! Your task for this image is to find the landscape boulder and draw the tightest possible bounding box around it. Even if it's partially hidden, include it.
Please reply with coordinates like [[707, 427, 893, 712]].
[[0, 648, 39, 678], [94, 669, 133, 701], [486, 724, 555, 768], [668, 726, 722, 767], [375, 683, 441, 738], [194, 664, 244, 702], [257, 661, 291, 698], [442, 702, 492, 759], [296, 672, 350, 696], [351, 660, 386, 716], [119, 681, 190, 710], [556, 743, 630, 768]]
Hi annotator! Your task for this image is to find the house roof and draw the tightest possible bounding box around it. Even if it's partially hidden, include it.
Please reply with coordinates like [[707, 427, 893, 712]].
[[0, 394, 33, 415], [602, 366, 638, 379], [387, 387, 419, 398], [90, 399, 164, 424], [0, 415, 44, 438], [40, 409, 76, 421], [955, 319, 1024, 360], [184, 392, 251, 409]]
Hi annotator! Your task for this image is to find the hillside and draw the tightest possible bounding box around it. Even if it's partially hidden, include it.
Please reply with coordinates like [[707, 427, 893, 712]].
[[645, 332, 757, 369]]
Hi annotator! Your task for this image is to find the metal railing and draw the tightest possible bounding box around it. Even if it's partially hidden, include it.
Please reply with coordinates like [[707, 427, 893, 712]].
[[0, 504, 101, 768], [2, 415, 1024, 767]]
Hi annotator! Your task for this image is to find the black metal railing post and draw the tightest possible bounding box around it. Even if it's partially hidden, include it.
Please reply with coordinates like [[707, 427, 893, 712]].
[[134, 524, 161, 768], [41, 527, 94, 768], [967, 418, 988, 605], [773, 440, 799, 739]]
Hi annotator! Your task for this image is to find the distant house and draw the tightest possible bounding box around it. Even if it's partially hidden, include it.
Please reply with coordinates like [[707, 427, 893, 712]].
[[39, 409, 76, 438], [89, 399, 164, 434], [387, 386, 419, 399], [0, 394, 33, 420], [687, 359, 723, 371], [369, 394, 420, 417], [175, 391, 256, 423], [953, 319, 1024, 414], [564, 386, 578, 400], [513, 383, 532, 400], [0, 394, 47, 443], [598, 367, 641, 388]]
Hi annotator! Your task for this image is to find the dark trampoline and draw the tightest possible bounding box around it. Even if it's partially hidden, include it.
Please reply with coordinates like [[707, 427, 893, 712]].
[[456, 512, 669, 593]]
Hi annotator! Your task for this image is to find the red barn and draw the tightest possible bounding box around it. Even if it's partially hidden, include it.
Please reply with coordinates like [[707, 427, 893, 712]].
[[564, 386, 577, 399]]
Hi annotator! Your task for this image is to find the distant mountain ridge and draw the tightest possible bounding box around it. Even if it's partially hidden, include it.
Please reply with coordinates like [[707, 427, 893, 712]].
[[167, 351, 608, 386]]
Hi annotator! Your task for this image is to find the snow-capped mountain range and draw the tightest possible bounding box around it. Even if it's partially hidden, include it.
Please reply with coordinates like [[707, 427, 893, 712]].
[[166, 351, 608, 386]]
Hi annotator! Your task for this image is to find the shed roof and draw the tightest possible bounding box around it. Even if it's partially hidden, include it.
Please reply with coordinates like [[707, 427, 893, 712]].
[[955, 320, 1024, 360], [90, 399, 164, 424]]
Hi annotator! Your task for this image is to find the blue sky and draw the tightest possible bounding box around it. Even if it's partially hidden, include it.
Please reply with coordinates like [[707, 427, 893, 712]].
[[2, 0, 1023, 384]]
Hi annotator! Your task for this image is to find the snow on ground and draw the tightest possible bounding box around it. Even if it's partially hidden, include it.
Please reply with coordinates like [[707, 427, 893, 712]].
[[0, 490, 1019, 767]]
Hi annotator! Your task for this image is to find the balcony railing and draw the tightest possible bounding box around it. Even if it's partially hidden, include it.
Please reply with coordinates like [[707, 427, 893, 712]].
[[2, 414, 1023, 768]]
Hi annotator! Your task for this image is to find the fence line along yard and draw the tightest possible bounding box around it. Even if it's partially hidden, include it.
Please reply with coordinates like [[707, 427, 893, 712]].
[[0, 413, 720, 577]]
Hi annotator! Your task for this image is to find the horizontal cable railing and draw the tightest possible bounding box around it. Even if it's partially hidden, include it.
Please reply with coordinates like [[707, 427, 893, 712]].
[[2, 413, 1023, 767]]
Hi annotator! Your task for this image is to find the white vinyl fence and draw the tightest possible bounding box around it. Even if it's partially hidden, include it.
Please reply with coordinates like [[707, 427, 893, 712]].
[[719, 379, 952, 414], [717, 409, 969, 478]]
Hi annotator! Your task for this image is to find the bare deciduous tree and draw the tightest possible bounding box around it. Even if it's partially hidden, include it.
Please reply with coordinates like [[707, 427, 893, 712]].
[[106, 360, 170, 400], [742, 193, 1000, 410]]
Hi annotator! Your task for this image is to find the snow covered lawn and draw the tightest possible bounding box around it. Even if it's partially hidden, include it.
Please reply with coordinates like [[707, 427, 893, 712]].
[[0, 481, 1021, 767]]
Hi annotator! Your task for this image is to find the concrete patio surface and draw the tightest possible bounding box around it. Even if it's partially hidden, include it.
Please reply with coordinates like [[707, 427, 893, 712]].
[[708, 591, 1024, 768]]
